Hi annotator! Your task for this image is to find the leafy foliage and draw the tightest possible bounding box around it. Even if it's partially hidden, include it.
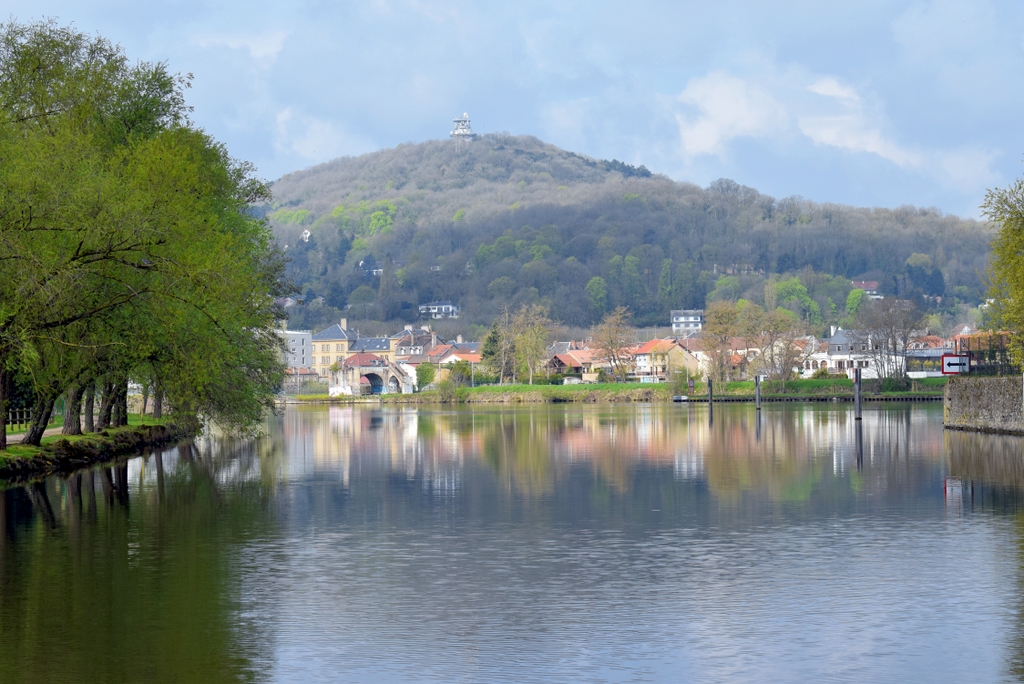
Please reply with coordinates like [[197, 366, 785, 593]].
[[269, 135, 991, 333]]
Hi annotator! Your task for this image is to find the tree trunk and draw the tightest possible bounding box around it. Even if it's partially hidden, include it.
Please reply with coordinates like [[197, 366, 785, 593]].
[[98, 381, 115, 428], [141, 384, 149, 417], [83, 381, 95, 433], [0, 368, 10, 452], [153, 384, 164, 419], [21, 392, 56, 446], [62, 384, 85, 435], [111, 386, 122, 428], [118, 383, 129, 426]]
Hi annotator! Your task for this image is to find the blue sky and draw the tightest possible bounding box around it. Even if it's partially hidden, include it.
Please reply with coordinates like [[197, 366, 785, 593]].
[[5, 0, 1024, 217]]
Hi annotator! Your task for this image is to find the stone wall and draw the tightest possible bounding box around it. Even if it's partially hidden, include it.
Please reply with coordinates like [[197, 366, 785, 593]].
[[944, 376, 1024, 434]]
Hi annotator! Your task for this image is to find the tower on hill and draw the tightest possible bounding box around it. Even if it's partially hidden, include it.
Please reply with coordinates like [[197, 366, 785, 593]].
[[450, 113, 476, 151]]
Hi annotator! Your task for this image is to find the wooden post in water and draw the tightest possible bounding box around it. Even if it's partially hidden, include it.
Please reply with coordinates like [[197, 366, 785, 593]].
[[854, 368, 862, 420], [708, 378, 713, 404], [755, 376, 761, 411]]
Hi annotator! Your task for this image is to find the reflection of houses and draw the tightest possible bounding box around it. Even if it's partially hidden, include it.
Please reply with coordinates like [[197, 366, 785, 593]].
[[329, 353, 414, 396]]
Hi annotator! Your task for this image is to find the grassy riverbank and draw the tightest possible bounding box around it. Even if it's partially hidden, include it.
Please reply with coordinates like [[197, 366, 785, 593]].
[[289, 377, 948, 405], [0, 416, 192, 481]]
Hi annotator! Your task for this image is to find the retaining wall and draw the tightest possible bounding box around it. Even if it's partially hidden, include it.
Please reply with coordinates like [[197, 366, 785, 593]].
[[944, 376, 1024, 434]]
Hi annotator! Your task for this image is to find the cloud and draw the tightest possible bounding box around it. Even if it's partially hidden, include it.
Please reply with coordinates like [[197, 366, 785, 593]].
[[674, 71, 789, 157], [807, 77, 859, 103], [275, 108, 376, 161], [798, 115, 920, 168], [193, 29, 291, 66]]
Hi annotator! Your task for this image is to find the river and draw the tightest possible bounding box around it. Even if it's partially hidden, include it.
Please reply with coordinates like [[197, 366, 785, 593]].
[[1, 403, 1023, 683]]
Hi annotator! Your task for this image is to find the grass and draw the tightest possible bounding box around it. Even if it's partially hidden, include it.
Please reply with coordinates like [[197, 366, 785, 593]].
[[288, 377, 950, 404], [1, 414, 169, 462]]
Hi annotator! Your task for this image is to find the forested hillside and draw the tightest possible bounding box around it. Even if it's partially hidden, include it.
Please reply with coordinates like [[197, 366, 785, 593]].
[[267, 134, 993, 334]]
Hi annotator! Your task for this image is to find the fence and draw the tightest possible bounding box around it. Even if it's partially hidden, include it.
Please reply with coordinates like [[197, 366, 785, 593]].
[[954, 334, 1020, 376], [6, 403, 64, 432]]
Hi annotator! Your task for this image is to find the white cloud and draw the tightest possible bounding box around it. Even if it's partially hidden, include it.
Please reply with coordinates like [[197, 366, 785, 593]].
[[800, 76, 920, 167], [275, 108, 376, 162], [194, 29, 291, 66], [807, 77, 859, 103], [798, 115, 920, 168], [674, 71, 789, 157]]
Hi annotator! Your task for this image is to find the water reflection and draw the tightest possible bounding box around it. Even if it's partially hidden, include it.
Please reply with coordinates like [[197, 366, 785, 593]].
[[3, 404, 1024, 683], [0, 440, 276, 684], [264, 403, 946, 520]]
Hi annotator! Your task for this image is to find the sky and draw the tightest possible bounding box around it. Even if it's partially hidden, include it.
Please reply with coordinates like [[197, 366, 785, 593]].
[[4, 0, 1024, 218]]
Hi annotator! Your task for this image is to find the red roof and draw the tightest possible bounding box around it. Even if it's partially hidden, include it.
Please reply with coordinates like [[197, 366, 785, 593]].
[[635, 339, 679, 355]]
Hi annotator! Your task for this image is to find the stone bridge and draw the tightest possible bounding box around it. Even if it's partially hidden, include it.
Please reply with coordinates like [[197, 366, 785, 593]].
[[328, 353, 414, 396]]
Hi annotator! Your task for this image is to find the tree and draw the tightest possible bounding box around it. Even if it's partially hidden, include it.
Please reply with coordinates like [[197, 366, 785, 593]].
[[0, 21, 288, 447], [416, 362, 435, 389], [482, 308, 517, 383], [985, 175, 1024, 365], [702, 301, 739, 384], [852, 299, 923, 379], [585, 276, 608, 315], [512, 304, 551, 385], [594, 306, 634, 382]]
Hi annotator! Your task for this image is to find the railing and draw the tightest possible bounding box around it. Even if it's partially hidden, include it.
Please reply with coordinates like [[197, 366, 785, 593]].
[[6, 406, 62, 432]]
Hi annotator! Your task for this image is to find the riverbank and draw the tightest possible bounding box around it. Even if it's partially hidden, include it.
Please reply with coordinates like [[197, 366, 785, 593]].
[[287, 377, 947, 405], [0, 421, 194, 482], [944, 376, 1024, 435]]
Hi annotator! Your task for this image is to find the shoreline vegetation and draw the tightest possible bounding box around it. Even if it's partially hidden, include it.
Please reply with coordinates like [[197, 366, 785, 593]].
[[288, 377, 949, 405], [0, 415, 193, 483], [0, 22, 286, 452]]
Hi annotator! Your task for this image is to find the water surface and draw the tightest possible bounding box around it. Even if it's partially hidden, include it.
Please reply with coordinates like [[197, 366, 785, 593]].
[[2, 403, 1024, 683]]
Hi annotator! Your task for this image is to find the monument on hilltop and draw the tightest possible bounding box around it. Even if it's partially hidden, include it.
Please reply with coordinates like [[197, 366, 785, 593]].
[[450, 112, 477, 151]]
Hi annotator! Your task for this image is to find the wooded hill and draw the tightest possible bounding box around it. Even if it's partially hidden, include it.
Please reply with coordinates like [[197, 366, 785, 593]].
[[267, 134, 993, 333]]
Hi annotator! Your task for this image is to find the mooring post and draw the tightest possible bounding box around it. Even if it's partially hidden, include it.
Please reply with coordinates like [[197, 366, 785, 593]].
[[854, 368, 862, 420], [755, 375, 761, 411], [708, 378, 713, 404]]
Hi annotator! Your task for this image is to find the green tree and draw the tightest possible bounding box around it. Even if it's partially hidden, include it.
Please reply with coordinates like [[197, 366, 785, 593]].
[[416, 363, 435, 389], [585, 276, 608, 314], [985, 175, 1024, 363], [512, 304, 552, 385]]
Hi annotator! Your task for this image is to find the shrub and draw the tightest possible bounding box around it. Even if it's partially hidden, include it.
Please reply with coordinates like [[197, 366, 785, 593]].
[[881, 376, 910, 392], [416, 363, 435, 389], [437, 379, 456, 403], [811, 366, 831, 379]]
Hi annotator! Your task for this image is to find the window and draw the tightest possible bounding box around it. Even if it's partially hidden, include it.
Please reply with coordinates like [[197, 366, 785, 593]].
[[322, 356, 328, 365], [336, 356, 343, 362], [321, 344, 328, 352], [336, 343, 343, 351]]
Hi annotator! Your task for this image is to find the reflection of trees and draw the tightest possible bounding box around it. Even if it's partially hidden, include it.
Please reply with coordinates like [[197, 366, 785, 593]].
[[0, 441, 275, 682]]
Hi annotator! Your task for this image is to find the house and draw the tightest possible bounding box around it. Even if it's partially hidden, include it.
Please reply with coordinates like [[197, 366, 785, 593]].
[[670, 309, 704, 336], [632, 339, 701, 381], [392, 326, 437, 356], [276, 328, 313, 371], [311, 318, 356, 379], [419, 301, 460, 319], [825, 329, 874, 376], [348, 336, 399, 363], [852, 280, 884, 300]]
